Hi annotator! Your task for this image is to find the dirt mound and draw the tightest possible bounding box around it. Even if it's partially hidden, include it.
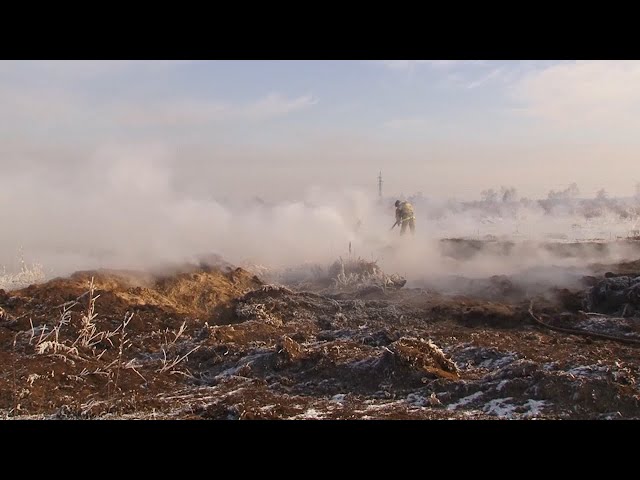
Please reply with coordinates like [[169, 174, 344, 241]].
[[2, 254, 640, 419], [326, 257, 406, 293], [153, 267, 262, 322], [583, 275, 640, 317], [388, 337, 460, 380], [265, 257, 406, 296], [424, 294, 524, 328], [7, 265, 263, 324]]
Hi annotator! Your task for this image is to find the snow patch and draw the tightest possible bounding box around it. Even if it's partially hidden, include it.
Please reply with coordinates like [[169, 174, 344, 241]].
[[483, 397, 517, 418], [294, 408, 326, 419], [523, 399, 548, 418], [567, 364, 609, 379], [447, 391, 484, 410], [331, 394, 346, 403], [406, 393, 428, 407], [480, 354, 517, 369]]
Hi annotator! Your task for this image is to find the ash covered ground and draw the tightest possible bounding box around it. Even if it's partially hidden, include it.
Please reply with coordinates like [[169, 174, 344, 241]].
[[2, 239, 640, 420]]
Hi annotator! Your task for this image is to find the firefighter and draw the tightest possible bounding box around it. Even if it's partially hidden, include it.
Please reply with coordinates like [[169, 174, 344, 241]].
[[392, 200, 416, 235]]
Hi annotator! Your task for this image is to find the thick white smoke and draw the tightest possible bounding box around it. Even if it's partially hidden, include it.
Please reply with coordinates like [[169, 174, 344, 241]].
[[1, 143, 640, 289]]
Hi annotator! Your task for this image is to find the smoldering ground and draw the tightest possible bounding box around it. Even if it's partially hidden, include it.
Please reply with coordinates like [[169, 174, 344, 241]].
[[1, 144, 640, 292]]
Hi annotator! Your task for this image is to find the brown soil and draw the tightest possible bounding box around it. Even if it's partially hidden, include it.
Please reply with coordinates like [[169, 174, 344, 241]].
[[1, 252, 639, 420]]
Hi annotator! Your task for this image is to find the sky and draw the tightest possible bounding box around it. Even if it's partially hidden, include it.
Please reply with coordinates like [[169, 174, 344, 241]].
[[3, 60, 640, 280], [2, 60, 640, 202]]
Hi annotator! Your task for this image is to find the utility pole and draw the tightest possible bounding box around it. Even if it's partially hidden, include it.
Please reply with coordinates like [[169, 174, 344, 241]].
[[378, 171, 383, 199]]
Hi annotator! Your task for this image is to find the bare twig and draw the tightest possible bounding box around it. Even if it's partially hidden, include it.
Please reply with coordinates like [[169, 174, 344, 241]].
[[108, 312, 135, 398], [157, 345, 201, 373], [72, 277, 107, 349]]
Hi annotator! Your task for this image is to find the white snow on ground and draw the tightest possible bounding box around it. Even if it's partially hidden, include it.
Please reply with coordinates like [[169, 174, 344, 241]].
[[482, 398, 549, 418], [523, 399, 548, 418], [406, 393, 428, 407], [496, 380, 509, 391], [566, 364, 610, 379], [331, 394, 346, 403], [448, 392, 550, 418], [216, 366, 243, 377], [365, 400, 405, 411], [302, 408, 326, 419], [447, 391, 484, 410], [214, 352, 271, 379], [291, 408, 327, 419], [350, 400, 406, 416], [479, 354, 518, 369], [483, 397, 518, 417]]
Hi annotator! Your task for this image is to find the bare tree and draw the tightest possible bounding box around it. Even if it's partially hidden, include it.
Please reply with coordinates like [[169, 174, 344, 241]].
[[500, 186, 518, 203], [548, 182, 580, 200], [596, 188, 608, 200], [567, 182, 579, 198], [480, 188, 497, 203]]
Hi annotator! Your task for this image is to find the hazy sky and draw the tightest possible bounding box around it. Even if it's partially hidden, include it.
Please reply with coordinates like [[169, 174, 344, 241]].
[[3, 60, 640, 279], [2, 60, 640, 201]]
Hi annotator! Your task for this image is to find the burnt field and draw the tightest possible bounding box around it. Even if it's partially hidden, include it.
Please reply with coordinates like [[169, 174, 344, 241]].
[[2, 239, 640, 420]]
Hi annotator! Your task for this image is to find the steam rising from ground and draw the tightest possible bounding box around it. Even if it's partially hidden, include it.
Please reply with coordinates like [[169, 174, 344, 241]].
[[2, 145, 640, 289]]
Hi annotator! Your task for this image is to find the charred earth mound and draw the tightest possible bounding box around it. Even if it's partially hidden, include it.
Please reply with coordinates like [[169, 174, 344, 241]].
[[1, 255, 639, 419]]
